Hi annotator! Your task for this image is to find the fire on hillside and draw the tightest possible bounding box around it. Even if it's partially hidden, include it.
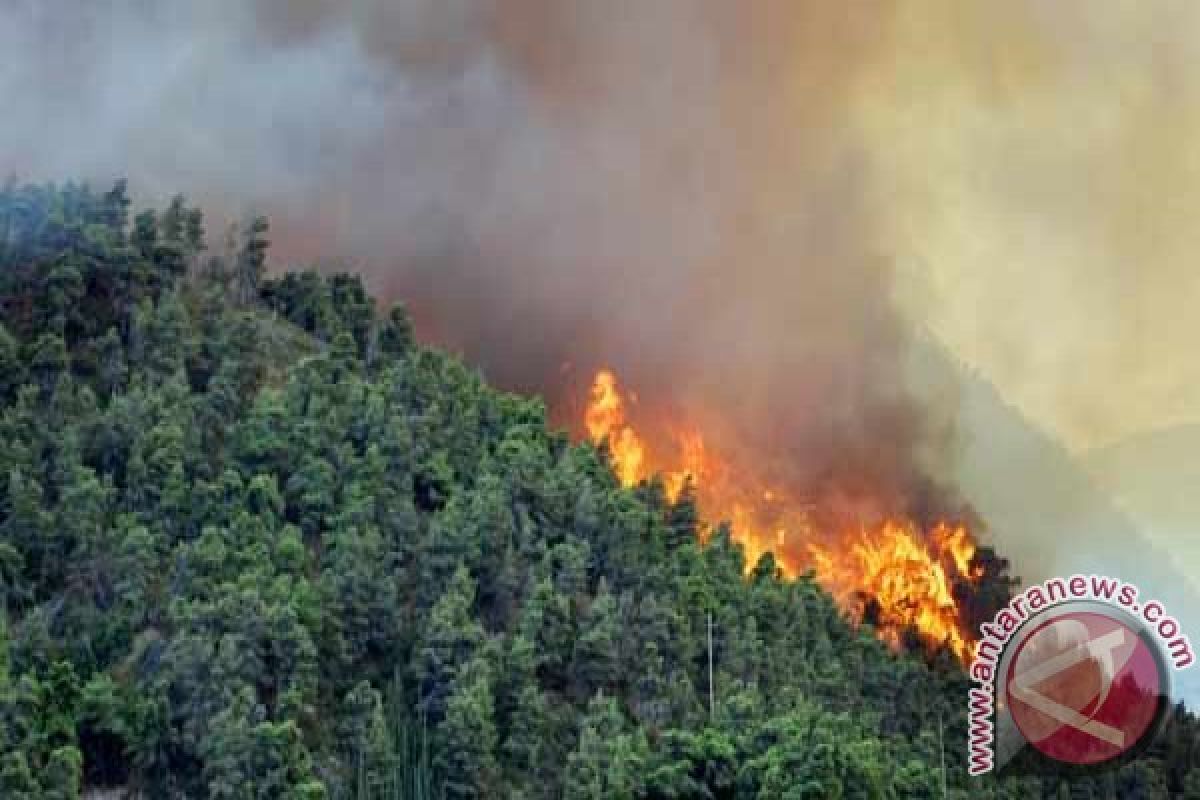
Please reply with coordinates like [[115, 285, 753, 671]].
[[581, 368, 980, 661]]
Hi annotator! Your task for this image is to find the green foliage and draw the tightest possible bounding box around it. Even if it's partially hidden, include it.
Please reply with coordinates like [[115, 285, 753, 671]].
[[0, 180, 1190, 799], [235, 215, 270, 306], [738, 703, 892, 799], [0, 751, 39, 799], [570, 578, 620, 700], [436, 658, 499, 799], [0, 322, 22, 400], [202, 688, 322, 799], [565, 693, 648, 800], [44, 745, 84, 800], [338, 681, 391, 798], [417, 566, 484, 725], [644, 728, 737, 799]]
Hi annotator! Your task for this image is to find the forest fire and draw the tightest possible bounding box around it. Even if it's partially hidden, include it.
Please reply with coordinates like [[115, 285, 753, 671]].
[[808, 522, 977, 661], [582, 368, 979, 661]]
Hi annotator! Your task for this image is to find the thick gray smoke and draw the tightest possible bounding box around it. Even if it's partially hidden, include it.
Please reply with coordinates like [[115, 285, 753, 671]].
[[3, 0, 943, 513]]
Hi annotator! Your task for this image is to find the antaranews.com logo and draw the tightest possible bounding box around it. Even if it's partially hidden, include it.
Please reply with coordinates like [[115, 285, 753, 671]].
[[967, 574, 1194, 777]]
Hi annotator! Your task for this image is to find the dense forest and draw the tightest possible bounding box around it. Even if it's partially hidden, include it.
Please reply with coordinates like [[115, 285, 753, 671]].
[[0, 180, 1198, 798]]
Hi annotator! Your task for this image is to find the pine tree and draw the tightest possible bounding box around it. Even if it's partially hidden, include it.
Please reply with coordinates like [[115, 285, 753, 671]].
[[319, 525, 400, 685], [665, 480, 699, 551], [0, 322, 23, 400], [570, 579, 620, 700], [437, 657, 500, 800], [338, 681, 392, 799], [203, 687, 324, 799], [42, 746, 83, 800], [29, 331, 68, 394], [563, 693, 646, 800], [630, 641, 669, 730], [235, 215, 270, 306], [0, 752, 39, 799], [377, 304, 415, 364], [519, 578, 574, 691], [644, 727, 737, 799], [417, 566, 483, 724], [503, 682, 554, 800]]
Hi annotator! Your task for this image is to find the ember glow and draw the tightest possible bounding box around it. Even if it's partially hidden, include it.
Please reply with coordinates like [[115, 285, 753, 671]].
[[582, 368, 979, 661]]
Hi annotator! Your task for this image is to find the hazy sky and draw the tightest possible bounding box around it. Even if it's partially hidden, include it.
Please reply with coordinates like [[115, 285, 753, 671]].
[[863, 2, 1200, 453]]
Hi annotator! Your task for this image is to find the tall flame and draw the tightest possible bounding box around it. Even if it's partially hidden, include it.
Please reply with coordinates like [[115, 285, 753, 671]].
[[584, 370, 646, 486], [808, 521, 975, 661], [581, 368, 978, 661]]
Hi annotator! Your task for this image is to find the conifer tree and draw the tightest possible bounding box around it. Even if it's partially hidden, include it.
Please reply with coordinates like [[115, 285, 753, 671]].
[[0, 751, 39, 800], [235, 215, 270, 306], [435, 657, 500, 800], [417, 565, 483, 724], [570, 578, 620, 700], [564, 693, 646, 800]]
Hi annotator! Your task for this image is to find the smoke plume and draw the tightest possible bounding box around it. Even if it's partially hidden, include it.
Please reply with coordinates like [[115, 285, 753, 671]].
[[2, 1, 939, 514], [5, 2, 1200, 565]]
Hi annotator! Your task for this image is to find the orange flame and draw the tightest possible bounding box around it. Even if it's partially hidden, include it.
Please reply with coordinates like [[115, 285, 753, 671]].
[[808, 521, 975, 661], [582, 368, 978, 660], [585, 370, 646, 486]]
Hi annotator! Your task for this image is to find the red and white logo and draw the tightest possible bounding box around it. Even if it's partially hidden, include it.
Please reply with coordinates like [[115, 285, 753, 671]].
[[1005, 611, 1165, 766]]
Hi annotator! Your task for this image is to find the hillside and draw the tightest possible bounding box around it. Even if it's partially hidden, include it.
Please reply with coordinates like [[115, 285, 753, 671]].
[[909, 335, 1200, 670], [1084, 424, 1200, 588], [1, 181, 1198, 798]]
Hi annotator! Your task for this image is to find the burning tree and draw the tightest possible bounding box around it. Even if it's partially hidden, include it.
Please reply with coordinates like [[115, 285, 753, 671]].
[[580, 367, 1004, 661]]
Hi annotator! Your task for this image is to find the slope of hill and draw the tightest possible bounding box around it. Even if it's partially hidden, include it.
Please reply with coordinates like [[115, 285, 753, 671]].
[[1084, 424, 1200, 587], [908, 334, 1200, 705], [0, 180, 1197, 798]]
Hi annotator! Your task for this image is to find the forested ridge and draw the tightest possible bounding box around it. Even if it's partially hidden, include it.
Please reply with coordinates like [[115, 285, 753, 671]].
[[0, 180, 1198, 799]]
